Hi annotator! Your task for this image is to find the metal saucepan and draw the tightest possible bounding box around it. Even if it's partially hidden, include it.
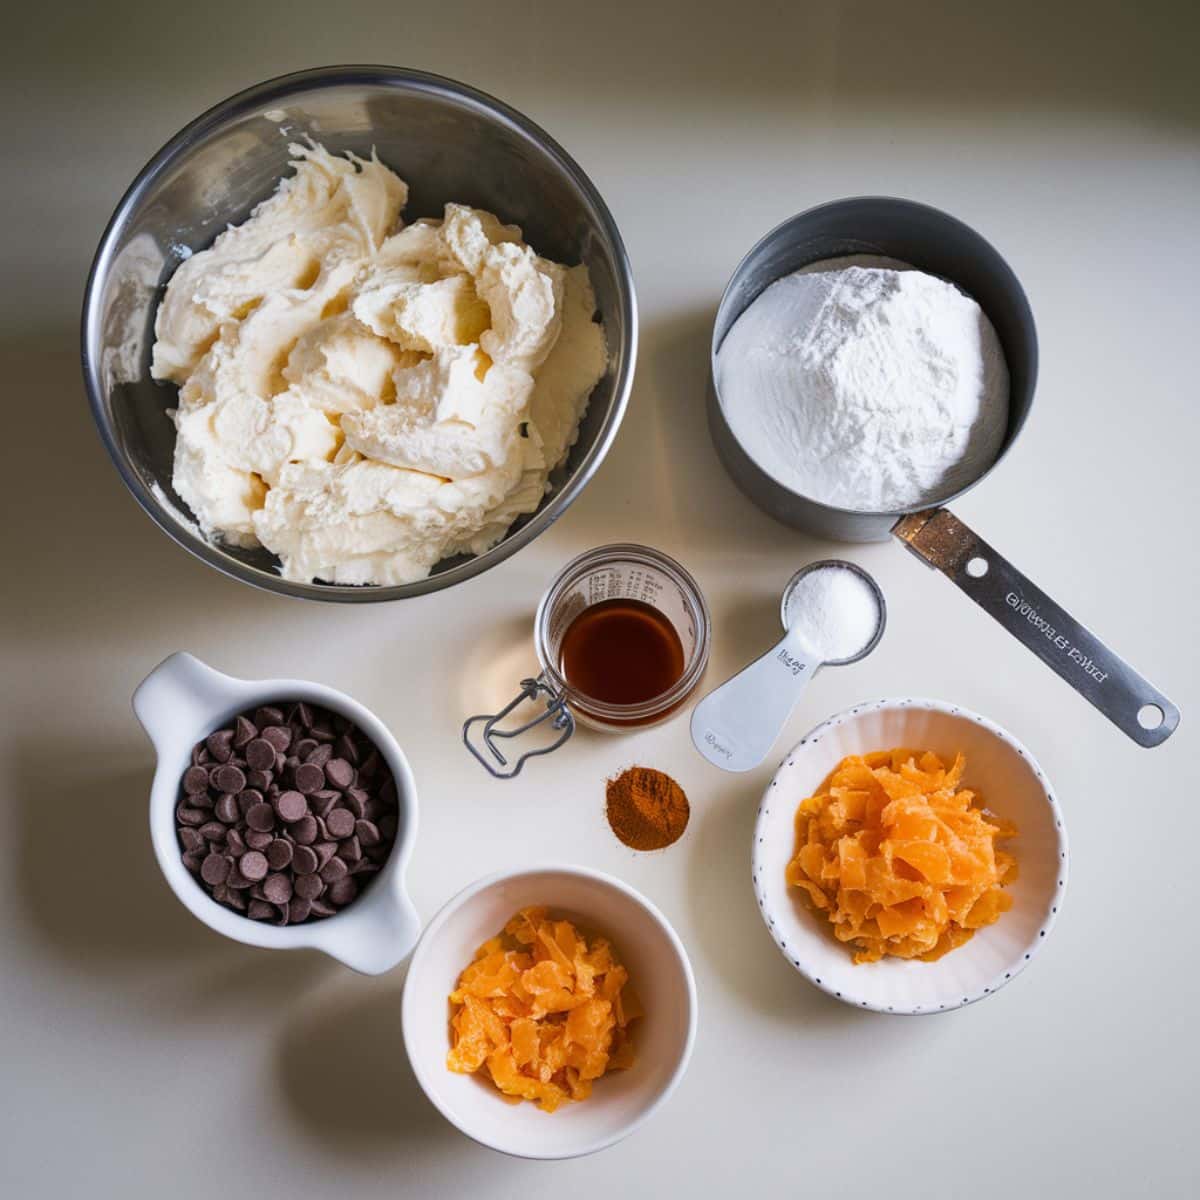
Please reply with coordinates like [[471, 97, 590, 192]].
[[708, 197, 1178, 747]]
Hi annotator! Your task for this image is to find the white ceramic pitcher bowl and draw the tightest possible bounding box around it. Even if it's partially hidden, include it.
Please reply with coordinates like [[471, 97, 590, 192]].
[[133, 651, 420, 974]]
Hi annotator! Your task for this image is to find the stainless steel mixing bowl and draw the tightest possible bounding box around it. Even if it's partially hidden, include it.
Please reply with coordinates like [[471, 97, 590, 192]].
[[81, 65, 637, 601]]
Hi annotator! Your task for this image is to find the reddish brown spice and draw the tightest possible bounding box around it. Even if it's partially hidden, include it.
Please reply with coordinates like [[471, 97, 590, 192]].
[[605, 767, 690, 851]]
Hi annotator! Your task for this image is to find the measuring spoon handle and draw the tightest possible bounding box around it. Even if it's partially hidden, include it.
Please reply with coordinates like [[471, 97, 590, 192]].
[[894, 509, 1180, 747], [690, 631, 819, 771]]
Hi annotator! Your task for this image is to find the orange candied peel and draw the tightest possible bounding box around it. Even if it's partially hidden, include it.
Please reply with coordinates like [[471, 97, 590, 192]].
[[785, 749, 1018, 964], [446, 907, 641, 1112]]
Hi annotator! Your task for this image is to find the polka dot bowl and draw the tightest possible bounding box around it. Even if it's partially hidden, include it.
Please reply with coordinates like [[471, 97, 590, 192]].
[[752, 698, 1067, 1014]]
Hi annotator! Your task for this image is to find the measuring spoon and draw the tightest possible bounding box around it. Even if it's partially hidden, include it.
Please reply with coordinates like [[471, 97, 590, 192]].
[[690, 561, 886, 772]]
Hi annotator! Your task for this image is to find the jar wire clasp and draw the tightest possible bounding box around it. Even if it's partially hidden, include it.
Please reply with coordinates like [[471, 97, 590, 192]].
[[462, 674, 575, 779]]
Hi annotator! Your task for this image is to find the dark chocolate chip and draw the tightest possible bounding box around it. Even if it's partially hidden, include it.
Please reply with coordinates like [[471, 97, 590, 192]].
[[245, 738, 276, 771], [176, 805, 207, 827], [292, 845, 319, 875], [293, 763, 325, 794], [226, 865, 252, 889], [246, 769, 273, 792], [183, 766, 210, 795], [293, 702, 314, 729], [233, 715, 257, 748], [287, 898, 312, 924], [312, 791, 340, 819], [213, 764, 246, 794], [309, 721, 335, 743], [337, 835, 362, 864], [343, 789, 367, 819], [266, 839, 293, 871], [214, 793, 239, 824], [263, 873, 293, 904], [244, 830, 273, 851], [325, 758, 354, 790], [273, 790, 308, 823], [237, 788, 261, 816], [304, 743, 334, 767], [246, 803, 276, 832], [206, 730, 234, 763], [254, 706, 285, 729], [319, 856, 348, 884], [291, 815, 318, 845], [181, 851, 204, 874], [224, 887, 247, 912], [309, 898, 336, 917], [294, 738, 318, 760], [198, 821, 227, 842], [335, 734, 359, 765], [189, 790, 215, 809], [327, 877, 358, 906], [314, 841, 338, 869], [294, 873, 324, 900], [179, 828, 206, 854], [262, 725, 292, 752], [355, 819, 381, 846], [238, 850, 268, 882], [226, 828, 247, 857], [325, 808, 355, 839], [358, 750, 380, 779], [201, 853, 231, 886], [247, 899, 275, 920]]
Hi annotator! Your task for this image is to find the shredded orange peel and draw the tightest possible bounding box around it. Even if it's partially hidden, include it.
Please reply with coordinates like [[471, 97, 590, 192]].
[[786, 749, 1017, 963], [446, 906, 641, 1112]]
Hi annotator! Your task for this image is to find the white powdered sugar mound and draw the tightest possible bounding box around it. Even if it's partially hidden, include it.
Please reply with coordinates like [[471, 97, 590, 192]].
[[716, 256, 1009, 512]]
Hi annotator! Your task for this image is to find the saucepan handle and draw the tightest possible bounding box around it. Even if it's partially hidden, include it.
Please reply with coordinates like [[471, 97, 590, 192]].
[[894, 509, 1179, 747]]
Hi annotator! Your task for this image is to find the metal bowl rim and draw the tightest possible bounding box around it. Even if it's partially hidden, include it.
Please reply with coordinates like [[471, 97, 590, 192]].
[[708, 194, 1037, 522], [81, 64, 638, 603]]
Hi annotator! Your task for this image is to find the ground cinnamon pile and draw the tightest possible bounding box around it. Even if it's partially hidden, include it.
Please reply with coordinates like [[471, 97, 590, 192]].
[[605, 767, 689, 850]]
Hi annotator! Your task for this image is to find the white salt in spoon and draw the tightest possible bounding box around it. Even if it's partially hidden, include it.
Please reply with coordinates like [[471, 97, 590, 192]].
[[690, 560, 886, 772]]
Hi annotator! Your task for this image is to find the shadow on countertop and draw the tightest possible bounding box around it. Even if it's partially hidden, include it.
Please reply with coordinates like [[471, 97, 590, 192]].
[[273, 975, 463, 1159], [11, 733, 335, 1014]]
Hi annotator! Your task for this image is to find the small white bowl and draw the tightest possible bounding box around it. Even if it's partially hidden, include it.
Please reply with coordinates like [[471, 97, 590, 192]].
[[133, 651, 421, 974], [402, 865, 697, 1159], [753, 698, 1068, 1014]]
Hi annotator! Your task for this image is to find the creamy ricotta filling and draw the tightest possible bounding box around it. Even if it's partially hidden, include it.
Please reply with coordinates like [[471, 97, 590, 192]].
[[151, 143, 607, 585]]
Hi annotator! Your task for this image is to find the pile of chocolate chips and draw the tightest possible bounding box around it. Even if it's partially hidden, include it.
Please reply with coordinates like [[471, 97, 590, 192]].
[[176, 701, 398, 925]]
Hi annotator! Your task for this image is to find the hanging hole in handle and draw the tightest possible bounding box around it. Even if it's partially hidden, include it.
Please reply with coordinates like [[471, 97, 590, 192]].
[[1137, 704, 1165, 731], [965, 556, 989, 578]]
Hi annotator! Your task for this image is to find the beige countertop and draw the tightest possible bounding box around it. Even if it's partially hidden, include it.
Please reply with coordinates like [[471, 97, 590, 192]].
[[2, 2, 1197, 1196]]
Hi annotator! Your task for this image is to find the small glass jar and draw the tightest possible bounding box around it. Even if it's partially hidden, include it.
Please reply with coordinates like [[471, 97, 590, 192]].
[[465, 544, 711, 776]]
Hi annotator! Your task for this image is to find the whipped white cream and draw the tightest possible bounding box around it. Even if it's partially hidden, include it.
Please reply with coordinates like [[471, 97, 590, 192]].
[[151, 143, 607, 585]]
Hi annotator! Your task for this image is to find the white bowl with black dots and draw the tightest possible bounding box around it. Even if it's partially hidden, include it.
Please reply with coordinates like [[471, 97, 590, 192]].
[[752, 698, 1067, 1014]]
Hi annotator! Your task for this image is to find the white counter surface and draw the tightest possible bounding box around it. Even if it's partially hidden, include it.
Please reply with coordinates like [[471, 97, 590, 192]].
[[2, 3, 1196, 1196]]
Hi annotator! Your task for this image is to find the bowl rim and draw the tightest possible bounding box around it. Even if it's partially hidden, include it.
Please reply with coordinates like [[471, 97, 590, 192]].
[[751, 696, 1069, 1015], [81, 63, 638, 603], [400, 863, 699, 1159]]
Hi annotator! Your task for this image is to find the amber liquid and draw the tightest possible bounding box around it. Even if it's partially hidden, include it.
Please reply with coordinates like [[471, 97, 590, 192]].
[[558, 598, 686, 712]]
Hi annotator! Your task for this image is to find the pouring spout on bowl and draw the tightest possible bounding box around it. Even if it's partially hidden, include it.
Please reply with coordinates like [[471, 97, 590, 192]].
[[132, 651, 245, 750], [313, 884, 422, 976]]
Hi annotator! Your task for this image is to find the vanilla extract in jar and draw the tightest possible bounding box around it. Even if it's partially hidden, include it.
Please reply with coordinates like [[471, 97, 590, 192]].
[[463, 545, 712, 776], [558, 597, 687, 711], [540, 546, 710, 729]]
